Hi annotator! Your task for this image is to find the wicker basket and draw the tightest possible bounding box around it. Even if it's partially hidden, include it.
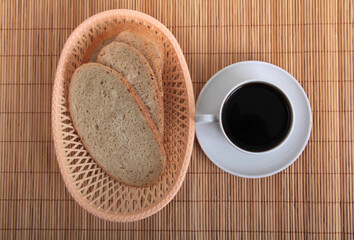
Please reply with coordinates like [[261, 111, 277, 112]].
[[52, 9, 195, 222]]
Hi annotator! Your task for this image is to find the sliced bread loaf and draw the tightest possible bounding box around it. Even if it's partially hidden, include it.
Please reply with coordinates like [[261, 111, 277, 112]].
[[116, 31, 163, 95], [69, 63, 165, 186], [97, 42, 163, 135]]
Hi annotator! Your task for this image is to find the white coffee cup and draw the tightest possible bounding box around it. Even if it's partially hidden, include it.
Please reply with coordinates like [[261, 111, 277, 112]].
[[196, 79, 295, 154], [195, 61, 312, 178]]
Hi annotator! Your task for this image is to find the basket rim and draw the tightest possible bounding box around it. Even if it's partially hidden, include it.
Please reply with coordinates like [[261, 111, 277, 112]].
[[51, 9, 195, 222]]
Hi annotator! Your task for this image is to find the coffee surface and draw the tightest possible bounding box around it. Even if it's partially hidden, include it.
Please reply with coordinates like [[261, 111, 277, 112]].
[[221, 82, 292, 152]]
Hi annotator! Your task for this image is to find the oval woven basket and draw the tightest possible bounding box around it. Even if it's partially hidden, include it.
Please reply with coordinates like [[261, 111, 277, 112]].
[[52, 9, 195, 222]]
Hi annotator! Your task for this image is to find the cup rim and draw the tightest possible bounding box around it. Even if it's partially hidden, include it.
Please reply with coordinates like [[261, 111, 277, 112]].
[[218, 79, 295, 155]]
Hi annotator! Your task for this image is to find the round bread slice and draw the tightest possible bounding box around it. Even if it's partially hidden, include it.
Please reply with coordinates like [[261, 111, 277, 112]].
[[69, 63, 165, 187], [97, 42, 164, 135], [116, 31, 163, 95]]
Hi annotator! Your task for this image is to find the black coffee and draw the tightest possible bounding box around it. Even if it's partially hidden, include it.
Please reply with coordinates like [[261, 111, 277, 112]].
[[221, 83, 292, 152]]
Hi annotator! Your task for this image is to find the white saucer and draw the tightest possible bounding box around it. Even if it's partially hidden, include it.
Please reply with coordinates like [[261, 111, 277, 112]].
[[195, 61, 312, 178]]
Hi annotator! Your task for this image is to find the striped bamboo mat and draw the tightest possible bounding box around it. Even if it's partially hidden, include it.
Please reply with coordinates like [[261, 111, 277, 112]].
[[0, 0, 353, 239]]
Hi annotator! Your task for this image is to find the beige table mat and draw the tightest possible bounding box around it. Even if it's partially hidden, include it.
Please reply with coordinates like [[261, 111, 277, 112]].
[[0, 0, 353, 239]]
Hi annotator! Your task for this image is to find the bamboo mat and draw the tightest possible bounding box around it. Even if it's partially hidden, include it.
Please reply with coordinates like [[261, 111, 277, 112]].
[[1, 0, 353, 239]]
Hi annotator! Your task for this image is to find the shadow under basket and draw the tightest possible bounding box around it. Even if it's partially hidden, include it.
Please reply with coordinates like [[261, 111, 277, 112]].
[[52, 9, 195, 222]]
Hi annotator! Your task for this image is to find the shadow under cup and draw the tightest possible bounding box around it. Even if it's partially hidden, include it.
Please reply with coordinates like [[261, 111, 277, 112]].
[[221, 82, 293, 153]]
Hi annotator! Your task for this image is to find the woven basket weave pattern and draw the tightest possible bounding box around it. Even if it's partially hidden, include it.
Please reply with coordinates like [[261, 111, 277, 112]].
[[52, 10, 195, 222]]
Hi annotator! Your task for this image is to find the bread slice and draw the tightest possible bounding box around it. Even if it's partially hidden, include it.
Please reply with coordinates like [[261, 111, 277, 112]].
[[116, 31, 163, 95], [69, 63, 165, 187], [97, 42, 164, 135]]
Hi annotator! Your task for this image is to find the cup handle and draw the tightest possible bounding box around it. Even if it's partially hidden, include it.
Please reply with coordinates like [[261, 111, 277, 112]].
[[195, 114, 219, 123]]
